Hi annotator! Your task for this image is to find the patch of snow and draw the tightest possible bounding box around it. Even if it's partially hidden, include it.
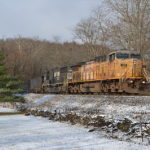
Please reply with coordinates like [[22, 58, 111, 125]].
[[0, 107, 17, 113], [0, 115, 149, 150], [23, 93, 45, 103], [24, 94, 150, 122], [33, 95, 55, 105]]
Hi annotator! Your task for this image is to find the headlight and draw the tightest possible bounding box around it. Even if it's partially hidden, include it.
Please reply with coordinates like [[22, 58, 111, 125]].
[[129, 80, 133, 83]]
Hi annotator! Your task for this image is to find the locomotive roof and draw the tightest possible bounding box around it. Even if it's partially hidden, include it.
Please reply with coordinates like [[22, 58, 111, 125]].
[[70, 61, 86, 68], [95, 55, 106, 59], [45, 50, 141, 74]]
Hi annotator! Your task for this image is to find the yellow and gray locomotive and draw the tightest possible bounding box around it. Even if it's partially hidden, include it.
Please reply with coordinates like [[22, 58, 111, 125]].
[[39, 51, 148, 94]]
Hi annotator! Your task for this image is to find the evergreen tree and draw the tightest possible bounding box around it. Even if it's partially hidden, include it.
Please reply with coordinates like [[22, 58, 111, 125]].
[[0, 51, 24, 102]]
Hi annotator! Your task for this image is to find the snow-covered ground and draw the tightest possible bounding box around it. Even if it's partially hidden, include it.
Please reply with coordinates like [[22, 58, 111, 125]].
[[24, 94, 150, 122], [0, 107, 18, 113], [0, 115, 149, 150], [32, 95, 55, 105], [23, 94, 150, 145]]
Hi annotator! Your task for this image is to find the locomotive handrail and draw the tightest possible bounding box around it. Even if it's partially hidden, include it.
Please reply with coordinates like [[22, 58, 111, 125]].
[[143, 68, 150, 83], [120, 69, 128, 81]]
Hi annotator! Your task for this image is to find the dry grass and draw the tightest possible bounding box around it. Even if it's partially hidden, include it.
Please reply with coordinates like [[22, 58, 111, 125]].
[[0, 112, 25, 116]]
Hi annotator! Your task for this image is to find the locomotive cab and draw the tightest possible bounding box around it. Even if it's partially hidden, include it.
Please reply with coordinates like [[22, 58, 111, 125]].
[[107, 51, 146, 93], [108, 51, 144, 80]]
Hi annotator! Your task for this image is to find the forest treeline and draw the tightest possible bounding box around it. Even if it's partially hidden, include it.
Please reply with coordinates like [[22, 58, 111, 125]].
[[0, 38, 110, 82]]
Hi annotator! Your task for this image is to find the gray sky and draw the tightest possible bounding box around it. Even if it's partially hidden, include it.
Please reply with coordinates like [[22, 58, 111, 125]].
[[0, 0, 101, 42]]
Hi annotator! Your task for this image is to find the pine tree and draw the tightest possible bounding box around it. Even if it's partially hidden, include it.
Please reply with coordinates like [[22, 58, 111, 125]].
[[0, 51, 24, 102]]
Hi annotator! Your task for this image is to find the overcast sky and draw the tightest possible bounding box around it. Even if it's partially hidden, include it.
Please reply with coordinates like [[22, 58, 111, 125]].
[[0, 0, 101, 42]]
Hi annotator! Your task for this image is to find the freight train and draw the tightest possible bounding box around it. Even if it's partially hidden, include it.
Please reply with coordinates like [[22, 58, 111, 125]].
[[31, 50, 149, 94]]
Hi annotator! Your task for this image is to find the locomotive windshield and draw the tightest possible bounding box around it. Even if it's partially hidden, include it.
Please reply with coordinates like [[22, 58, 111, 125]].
[[131, 54, 141, 59], [116, 53, 129, 59], [116, 53, 141, 59]]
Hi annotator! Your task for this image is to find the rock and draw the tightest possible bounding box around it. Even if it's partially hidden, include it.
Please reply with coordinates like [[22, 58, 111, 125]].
[[80, 116, 91, 126], [90, 116, 111, 127], [111, 135, 118, 139], [117, 118, 132, 132], [145, 128, 150, 135], [25, 112, 30, 116], [49, 113, 56, 120], [88, 128, 96, 132]]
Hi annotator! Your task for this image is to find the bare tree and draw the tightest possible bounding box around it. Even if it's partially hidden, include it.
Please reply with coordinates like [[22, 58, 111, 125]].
[[73, 6, 110, 57], [74, 0, 150, 57], [74, 17, 99, 45], [0, 37, 109, 83], [106, 0, 150, 56]]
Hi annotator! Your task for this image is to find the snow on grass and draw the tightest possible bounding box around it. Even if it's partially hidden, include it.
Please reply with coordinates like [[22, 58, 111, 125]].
[[33, 95, 55, 105], [0, 107, 18, 113], [23, 93, 44, 103], [25, 94, 150, 121], [0, 115, 149, 150]]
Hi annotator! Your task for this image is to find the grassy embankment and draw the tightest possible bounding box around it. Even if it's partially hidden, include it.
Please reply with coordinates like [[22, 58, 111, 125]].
[[0, 111, 26, 116], [0, 98, 26, 116]]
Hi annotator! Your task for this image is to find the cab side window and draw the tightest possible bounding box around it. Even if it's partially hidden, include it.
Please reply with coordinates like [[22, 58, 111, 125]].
[[46, 71, 49, 80], [109, 53, 115, 62]]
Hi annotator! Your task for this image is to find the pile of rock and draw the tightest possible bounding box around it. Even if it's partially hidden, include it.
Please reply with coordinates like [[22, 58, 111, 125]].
[[25, 109, 150, 144]]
